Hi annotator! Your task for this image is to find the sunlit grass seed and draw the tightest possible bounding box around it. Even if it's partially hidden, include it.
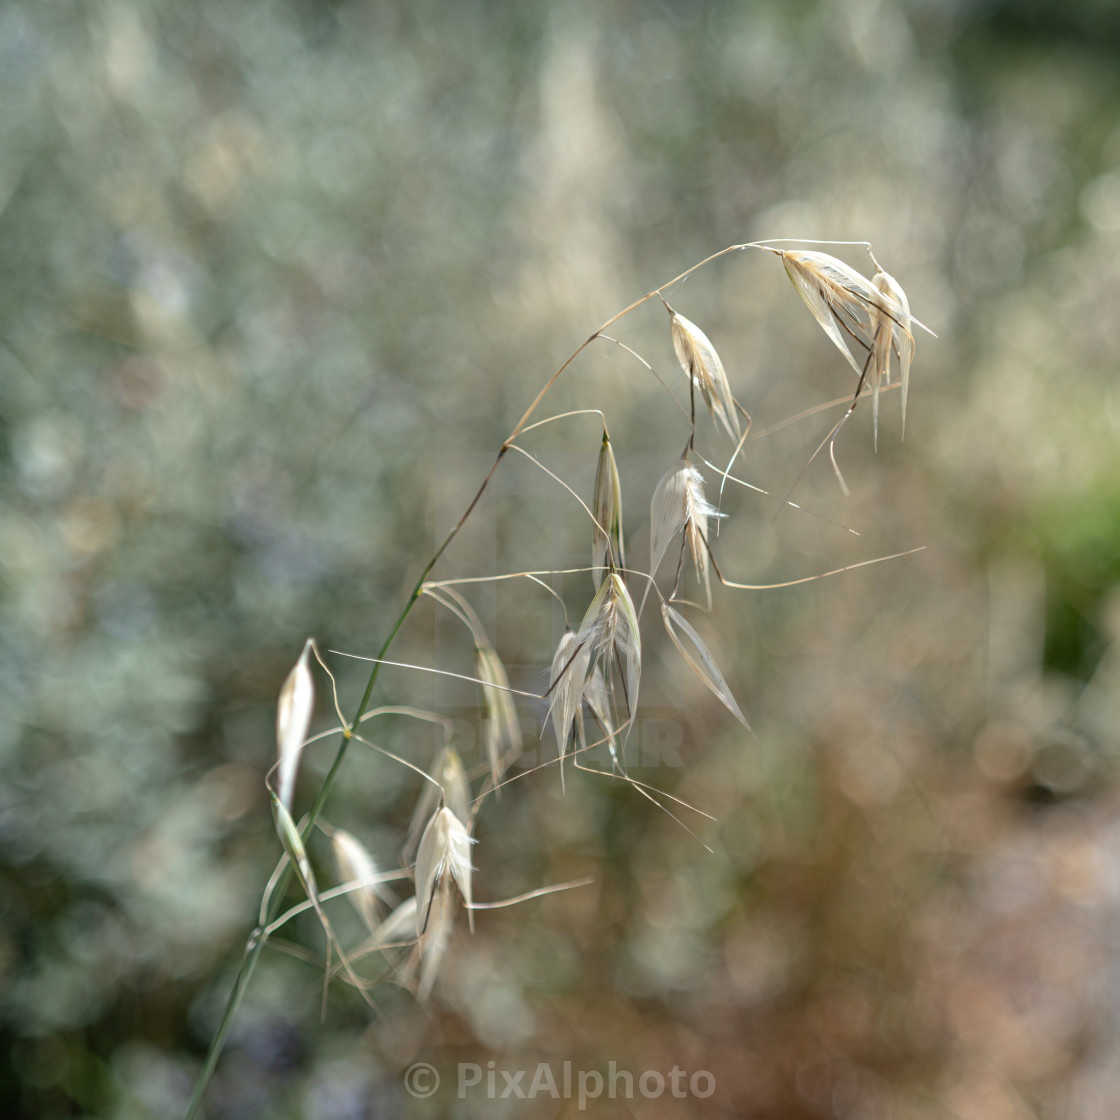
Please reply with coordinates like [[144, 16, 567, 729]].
[[415, 805, 475, 932], [418, 879, 454, 1002], [591, 428, 625, 590], [576, 571, 641, 721], [330, 828, 385, 932], [870, 259, 915, 442], [661, 603, 750, 730], [546, 629, 591, 785], [668, 306, 741, 443], [407, 745, 472, 857], [650, 458, 723, 605], [275, 638, 315, 814], [476, 643, 522, 791]]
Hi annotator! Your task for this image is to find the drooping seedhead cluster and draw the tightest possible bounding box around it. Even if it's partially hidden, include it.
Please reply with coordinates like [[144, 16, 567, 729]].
[[262, 242, 929, 1005], [776, 247, 929, 449]]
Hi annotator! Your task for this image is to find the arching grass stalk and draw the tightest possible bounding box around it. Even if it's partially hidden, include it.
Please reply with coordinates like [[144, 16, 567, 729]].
[[185, 239, 928, 1119]]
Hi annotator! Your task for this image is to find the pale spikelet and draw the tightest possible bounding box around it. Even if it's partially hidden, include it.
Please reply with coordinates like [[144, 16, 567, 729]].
[[682, 466, 719, 606], [412, 796, 477, 1002], [405, 745, 471, 860], [778, 249, 904, 375], [476, 643, 522, 790], [650, 459, 691, 579], [415, 806, 476, 932], [582, 661, 612, 735], [576, 571, 641, 719], [331, 828, 384, 932], [275, 638, 315, 813], [271, 792, 320, 905], [418, 879, 454, 1002], [435, 746, 471, 833], [669, 308, 740, 442], [871, 262, 915, 441], [546, 629, 591, 780], [591, 430, 625, 590], [580, 660, 621, 768], [650, 458, 722, 603], [661, 604, 750, 729]]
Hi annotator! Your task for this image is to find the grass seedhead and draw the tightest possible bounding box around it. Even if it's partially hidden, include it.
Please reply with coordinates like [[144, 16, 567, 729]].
[[591, 428, 625, 589], [546, 629, 592, 789], [330, 828, 386, 932], [661, 604, 751, 732], [667, 304, 741, 443], [476, 643, 523, 792], [275, 638, 315, 814], [870, 256, 916, 441], [190, 238, 934, 1115], [650, 458, 723, 605], [575, 571, 641, 724], [415, 806, 476, 934], [406, 745, 472, 858]]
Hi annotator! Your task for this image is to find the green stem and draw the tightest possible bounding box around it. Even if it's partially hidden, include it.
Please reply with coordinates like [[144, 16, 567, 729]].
[[183, 937, 263, 1120]]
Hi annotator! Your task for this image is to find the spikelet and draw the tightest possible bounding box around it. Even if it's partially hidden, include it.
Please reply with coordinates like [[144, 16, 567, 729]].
[[650, 458, 723, 605], [417, 879, 454, 1002], [475, 643, 522, 792], [331, 828, 385, 932], [415, 806, 476, 932], [669, 308, 740, 443], [661, 604, 750, 730], [275, 638, 315, 813], [778, 249, 904, 374], [669, 308, 741, 442], [434, 746, 471, 833], [271, 793, 320, 904], [580, 659, 622, 770], [406, 745, 472, 860], [581, 661, 612, 739], [575, 571, 642, 720], [591, 429, 625, 590], [870, 261, 915, 442], [545, 629, 591, 784]]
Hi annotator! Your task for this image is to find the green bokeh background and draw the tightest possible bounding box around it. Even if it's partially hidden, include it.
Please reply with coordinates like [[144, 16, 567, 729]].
[[4, 1, 1120, 1117]]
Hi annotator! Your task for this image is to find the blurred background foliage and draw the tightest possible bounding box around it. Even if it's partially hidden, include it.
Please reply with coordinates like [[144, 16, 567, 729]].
[[3, 0, 1120, 1117]]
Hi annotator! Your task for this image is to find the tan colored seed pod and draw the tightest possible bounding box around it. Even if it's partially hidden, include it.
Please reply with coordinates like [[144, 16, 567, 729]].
[[669, 308, 741, 443], [591, 429, 625, 590], [275, 638, 315, 814]]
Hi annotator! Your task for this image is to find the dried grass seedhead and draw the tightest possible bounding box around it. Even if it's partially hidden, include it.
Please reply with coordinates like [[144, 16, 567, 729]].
[[591, 429, 625, 590], [475, 643, 522, 791], [435, 746, 471, 831], [418, 880, 454, 1003], [415, 805, 475, 937], [546, 629, 592, 779], [575, 571, 641, 720], [661, 604, 750, 730], [650, 458, 722, 605], [271, 793, 320, 907], [405, 744, 473, 861], [781, 249, 912, 367], [668, 306, 741, 443], [330, 828, 384, 932], [275, 638, 315, 814], [870, 259, 915, 441]]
